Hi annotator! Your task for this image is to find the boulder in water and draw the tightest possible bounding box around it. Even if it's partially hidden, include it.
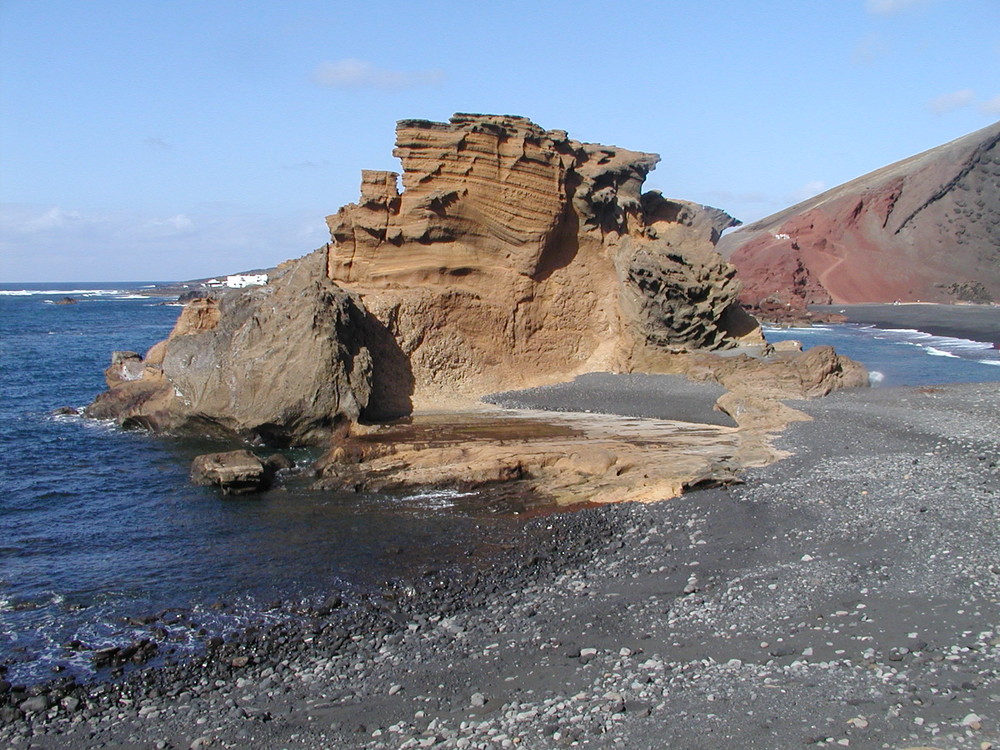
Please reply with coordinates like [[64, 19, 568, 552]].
[[190, 450, 269, 495]]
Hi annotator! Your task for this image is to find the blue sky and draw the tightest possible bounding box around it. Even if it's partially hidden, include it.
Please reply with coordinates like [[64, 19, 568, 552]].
[[2, 0, 998, 281]]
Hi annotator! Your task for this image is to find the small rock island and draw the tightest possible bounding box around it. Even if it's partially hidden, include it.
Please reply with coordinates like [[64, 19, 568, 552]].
[[85, 114, 866, 501]]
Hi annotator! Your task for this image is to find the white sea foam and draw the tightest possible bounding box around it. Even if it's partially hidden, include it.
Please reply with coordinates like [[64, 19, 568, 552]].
[[399, 488, 477, 510], [0, 288, 125, 297], [925, 347, 959, 358], [862, 325, 998, 364], [767, 321, 1000, 374], [868, 370, 885, 384], [764, 325, 833, 334]]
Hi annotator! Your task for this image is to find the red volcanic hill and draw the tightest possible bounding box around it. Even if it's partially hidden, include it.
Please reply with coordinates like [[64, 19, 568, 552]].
[[717, 121, 1000, 319]]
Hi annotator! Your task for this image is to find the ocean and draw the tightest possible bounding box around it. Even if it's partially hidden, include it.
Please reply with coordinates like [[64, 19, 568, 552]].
[[1, 284, 998, 686], [762, 322, 1000, 386], [0, 284, 539, 685]]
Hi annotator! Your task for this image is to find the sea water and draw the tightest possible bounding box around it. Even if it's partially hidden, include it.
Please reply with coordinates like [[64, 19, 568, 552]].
[[2, 286, 998, 685], [764, 323, 1000, 386], [0, 285, 536, 684]]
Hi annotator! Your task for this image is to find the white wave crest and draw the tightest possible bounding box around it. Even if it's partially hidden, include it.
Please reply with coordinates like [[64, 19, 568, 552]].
[[0, 288, 126, 297], [924, 346, 959, 358], [399, 488, 477, 510]]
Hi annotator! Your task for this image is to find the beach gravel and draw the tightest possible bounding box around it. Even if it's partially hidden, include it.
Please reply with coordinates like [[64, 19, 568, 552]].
[[1, 382, 998, 749]]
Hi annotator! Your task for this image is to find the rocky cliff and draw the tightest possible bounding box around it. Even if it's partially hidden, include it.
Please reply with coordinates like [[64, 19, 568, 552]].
[[717, 120, 1000, 319], [326, 113, 758, 409], [88, 113, 865, 462]]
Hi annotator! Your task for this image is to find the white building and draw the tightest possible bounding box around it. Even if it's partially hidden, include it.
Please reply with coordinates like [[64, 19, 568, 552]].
[[225, 273, 268, 288]]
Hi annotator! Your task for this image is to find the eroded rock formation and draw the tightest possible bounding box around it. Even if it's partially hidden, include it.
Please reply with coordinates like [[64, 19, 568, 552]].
[[718, 120, 1000, 319], [310, 343, 867, 506], [326, 114, 758, 407], [86, 251, 373, 444], [87, 114, 868, 504], [314, 411, 775, 507]]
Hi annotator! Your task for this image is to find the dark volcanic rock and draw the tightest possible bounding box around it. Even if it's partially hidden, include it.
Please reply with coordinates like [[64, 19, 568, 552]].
[[718, 120, 1000, 317], [86, 251, 374, 445]]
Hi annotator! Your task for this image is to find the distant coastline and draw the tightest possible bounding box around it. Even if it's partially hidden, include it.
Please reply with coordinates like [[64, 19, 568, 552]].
[[809, 302, 1000, 347]]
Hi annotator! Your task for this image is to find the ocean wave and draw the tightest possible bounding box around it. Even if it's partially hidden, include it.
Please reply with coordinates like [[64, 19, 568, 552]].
[[861, 326, 998, 363], [763, 325, 833, 334], [925, 346, 959, 358], [0, 288, 173, 301], [398, 488, 478, 510], [0, 289, 127, 297]]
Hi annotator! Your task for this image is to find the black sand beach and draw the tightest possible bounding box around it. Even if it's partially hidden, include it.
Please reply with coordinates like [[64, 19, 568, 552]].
[[485, 373, 736, 427], [3, 378, 998, 750], [811, 303, 1000, 346]]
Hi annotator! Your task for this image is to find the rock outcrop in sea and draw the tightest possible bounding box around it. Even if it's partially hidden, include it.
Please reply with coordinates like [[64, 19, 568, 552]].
[[86, 252, 373, 445], [327, 114, 760, 409], [717, 120, 1000, 321], [86, 113, 867, 500]]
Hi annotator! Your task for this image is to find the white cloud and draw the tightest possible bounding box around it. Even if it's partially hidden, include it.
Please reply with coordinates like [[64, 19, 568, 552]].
[[0, 203, 329, 281], [20, 206, 86, 232], [927, 88, 976, 115], [979, 95, 1000, 116], [145, 214, 194, 234], [788, 180, 827, 204], [312, 59, 445, 90], [865, 0, 926, 16], [144, 136, 172, 151], [852, 33, 889, 65]]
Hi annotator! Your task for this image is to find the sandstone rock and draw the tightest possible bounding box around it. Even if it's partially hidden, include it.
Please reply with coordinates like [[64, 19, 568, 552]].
[[144, 297, 221, 366], [103, 351, 146, 386], [708, 345, 869, 400], [87, 113, 867, 496], [327, 113, 758, 406], [668, 345, 868, 403], [190, 450, 268, 495], [314, 409, 775, 507], [718, 120, 1000, 315]]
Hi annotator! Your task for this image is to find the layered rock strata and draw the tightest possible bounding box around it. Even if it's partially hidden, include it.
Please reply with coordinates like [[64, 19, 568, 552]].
[[314, 410, 785, 507], [87, 113, 868, 503], [717, 120, 1000, 319], [326, 113, 759, 407]]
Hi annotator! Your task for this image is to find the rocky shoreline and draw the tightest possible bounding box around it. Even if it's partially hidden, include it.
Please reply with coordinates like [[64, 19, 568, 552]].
[[3, 381, 997, 750]]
